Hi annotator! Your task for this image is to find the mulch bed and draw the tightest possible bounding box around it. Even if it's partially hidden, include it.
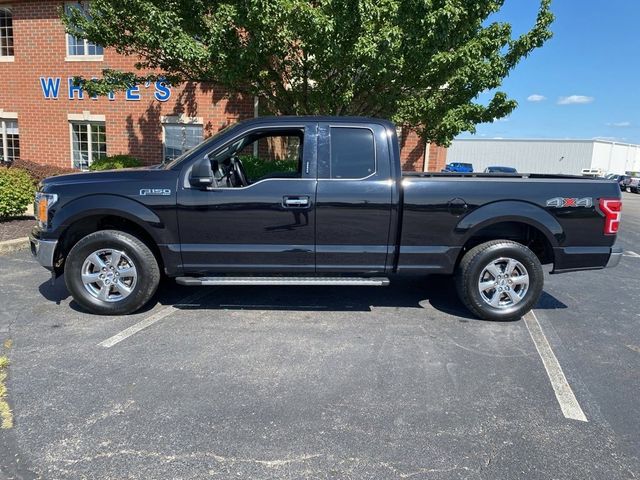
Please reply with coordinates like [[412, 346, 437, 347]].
[[0, 216, 35, 242]]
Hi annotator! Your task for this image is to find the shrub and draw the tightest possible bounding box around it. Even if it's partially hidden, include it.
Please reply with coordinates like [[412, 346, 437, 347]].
[[89, 155, 142, 171], [10, 159, 77, 186], [0, 167, 35, 220], [239, 155, 298, 182]]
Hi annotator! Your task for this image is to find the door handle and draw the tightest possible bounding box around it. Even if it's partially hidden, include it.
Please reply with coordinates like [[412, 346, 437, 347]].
[[283, 196, 310, 208]]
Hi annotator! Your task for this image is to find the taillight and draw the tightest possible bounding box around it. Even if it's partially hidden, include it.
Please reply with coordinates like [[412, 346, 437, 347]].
[[599, 198, 622, 235]]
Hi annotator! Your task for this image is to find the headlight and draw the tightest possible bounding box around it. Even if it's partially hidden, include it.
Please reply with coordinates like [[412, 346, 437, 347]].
[[35, 192, 58, 229]]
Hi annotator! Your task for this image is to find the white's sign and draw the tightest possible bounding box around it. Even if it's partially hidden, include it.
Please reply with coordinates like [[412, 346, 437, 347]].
[[39, 77, 172, 102]]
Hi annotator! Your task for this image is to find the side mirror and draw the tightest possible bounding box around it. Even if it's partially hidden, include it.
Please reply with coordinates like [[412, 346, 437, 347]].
[[189, 157, 214, 188]]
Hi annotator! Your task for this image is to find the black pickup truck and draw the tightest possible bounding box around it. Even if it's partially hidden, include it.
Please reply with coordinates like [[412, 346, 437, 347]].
[[30, 116, 622, 320]]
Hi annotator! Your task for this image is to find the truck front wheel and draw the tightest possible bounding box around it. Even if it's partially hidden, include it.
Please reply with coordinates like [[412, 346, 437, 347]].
[[64, 230, 160, 315], [455, 240, 543, 321]]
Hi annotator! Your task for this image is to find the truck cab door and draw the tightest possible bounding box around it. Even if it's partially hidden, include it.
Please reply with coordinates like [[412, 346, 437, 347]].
[[176, 122, 318, 274], [315, 122, 394, 273]]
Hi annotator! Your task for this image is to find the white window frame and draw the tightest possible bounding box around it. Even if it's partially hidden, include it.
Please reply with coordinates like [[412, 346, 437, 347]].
[[424, 141, 431, 172], [64, 2, 103, 62], [68, 113, 107, 170], [0, 111, 19, 163], [161, 115, 204, 163], [0, 6, 15, 62]]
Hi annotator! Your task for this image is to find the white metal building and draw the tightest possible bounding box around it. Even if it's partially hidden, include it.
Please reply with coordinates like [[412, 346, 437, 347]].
[[448, 139, 640, 175]]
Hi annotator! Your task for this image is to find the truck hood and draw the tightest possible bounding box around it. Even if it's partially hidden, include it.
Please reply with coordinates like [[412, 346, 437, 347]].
[[40, 165, 166, 188]]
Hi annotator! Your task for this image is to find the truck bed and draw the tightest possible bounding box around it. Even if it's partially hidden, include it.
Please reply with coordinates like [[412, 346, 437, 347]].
[[397, 173, 621, 275]]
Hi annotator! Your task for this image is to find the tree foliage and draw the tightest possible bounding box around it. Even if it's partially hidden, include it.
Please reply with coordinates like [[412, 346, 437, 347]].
[[63, 0, 553, 145]]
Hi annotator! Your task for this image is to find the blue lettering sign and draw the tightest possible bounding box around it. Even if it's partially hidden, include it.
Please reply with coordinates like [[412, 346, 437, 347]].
[[126, 85, 141, 101], [38, 77, 171, 102], [40, 77, 61, 99], [68, 78, 84, 100], [154, 81, 171, 102]]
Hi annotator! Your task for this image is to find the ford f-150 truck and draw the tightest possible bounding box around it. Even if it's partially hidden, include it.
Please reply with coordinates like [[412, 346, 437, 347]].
[[30, 117, 623, 321]]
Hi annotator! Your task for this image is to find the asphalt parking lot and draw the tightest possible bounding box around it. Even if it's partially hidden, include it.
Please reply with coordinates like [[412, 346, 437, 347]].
[[1, 193, 640, 480]]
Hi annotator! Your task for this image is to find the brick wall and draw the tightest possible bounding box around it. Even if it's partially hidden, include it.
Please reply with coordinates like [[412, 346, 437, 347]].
[[0, 0, 253, 168], [427, 144, 448, 172], [0, 0, 445, 171], [398, 127, 448, 172]]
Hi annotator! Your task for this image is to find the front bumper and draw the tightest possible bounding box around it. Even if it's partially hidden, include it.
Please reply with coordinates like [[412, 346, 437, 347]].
[[29, 234, 58, 270], [606, 245, 623, 268]]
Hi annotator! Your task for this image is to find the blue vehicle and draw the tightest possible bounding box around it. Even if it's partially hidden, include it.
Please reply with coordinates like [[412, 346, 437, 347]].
[[442, 162, 474, 173]]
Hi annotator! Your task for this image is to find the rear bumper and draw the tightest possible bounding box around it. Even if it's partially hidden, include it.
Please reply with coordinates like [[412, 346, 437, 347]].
[[606, 245, 623, 268], [29, 234, 57, 270], [552, 243, 622, 274]]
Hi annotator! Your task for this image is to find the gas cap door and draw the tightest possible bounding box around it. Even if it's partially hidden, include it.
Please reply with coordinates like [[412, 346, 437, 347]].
[[448, 197, 468, 216]]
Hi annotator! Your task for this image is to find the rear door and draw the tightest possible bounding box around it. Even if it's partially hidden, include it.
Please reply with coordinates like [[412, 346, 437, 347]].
[[315, 122, 394, 273]]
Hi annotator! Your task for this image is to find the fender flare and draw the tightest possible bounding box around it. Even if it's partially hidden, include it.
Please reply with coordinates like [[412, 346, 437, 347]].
[[51, 194, 164, 242], [455, 200, 564, 248]]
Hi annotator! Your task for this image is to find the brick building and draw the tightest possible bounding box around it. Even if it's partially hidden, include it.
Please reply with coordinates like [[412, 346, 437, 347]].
[[0, 0, 446, 171]]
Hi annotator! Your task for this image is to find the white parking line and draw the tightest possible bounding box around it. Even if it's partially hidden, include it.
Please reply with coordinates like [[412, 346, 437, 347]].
[[524, 311, 588, 422], [623, 251, 640, 258], [98, 290, 213, 348]]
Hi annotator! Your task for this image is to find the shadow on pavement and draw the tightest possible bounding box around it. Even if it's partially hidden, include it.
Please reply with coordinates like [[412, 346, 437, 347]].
[[38, 274, 568, 322], [38, 275, 70, 304]]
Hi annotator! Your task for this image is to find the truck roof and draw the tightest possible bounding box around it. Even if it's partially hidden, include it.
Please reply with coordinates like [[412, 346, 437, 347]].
[[237, 116, 396, 129]]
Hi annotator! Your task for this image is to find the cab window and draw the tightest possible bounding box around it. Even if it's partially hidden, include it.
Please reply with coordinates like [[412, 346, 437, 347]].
[[208, 128, 304, 187], [330, 127, 375, 179]]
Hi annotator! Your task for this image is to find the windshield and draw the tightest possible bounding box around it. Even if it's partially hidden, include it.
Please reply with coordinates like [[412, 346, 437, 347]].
[[163, 123, 236, 169]]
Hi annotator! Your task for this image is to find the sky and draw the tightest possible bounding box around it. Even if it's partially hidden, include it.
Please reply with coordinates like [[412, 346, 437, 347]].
[[456, 0, 640, 144]]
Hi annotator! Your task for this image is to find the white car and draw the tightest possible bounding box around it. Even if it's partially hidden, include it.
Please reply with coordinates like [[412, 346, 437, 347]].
[[581, 168, 605, 178], [626, 177, 640, 194]]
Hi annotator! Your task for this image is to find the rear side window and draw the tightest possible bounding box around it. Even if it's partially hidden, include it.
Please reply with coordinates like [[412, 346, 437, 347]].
[[330, 127, 375, 179]]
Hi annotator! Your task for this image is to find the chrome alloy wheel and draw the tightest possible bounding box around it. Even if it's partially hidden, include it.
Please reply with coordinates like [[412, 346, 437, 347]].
[[81, 249, 138, 302], [478, 257, 529, 309]]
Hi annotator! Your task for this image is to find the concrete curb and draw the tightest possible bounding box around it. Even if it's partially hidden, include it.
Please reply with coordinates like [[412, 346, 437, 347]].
[[0, 237, 30, 255]]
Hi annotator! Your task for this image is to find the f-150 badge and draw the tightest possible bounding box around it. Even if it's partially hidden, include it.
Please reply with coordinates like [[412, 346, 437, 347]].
[[140, 188, 171, 196], [546, 197, 592, 208]]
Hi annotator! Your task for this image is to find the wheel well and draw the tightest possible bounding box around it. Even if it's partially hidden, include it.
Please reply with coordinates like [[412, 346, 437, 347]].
[[460, 222, 554, 266], [54, 215, 164, 274]]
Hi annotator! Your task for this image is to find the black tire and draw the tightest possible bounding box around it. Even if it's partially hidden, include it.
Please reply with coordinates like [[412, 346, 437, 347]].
[[455, 240, 543, 321], [64, 230, 160, 315]]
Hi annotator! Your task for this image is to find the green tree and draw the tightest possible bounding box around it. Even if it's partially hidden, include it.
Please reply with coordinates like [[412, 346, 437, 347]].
[[63, 0, 553, 145]]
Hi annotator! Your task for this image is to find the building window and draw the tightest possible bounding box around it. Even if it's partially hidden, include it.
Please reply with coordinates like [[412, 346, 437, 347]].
[[163, 122, 203, 163], [0, 119, 19, 164], [70, 122, 106, 170], [65, 2, 103, 60], [0, 7, 14, 59]]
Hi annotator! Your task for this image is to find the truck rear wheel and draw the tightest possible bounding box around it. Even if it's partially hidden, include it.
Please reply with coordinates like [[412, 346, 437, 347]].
[[64, 230, 160, 315], [455, 240, 543, 321]]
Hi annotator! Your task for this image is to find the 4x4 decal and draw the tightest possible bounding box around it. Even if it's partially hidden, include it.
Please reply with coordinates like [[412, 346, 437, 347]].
[[546, 197, 593, 208]]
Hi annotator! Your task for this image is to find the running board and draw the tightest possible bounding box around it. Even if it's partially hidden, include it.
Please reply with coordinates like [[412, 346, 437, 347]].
[[176, 276, 390, 287]]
